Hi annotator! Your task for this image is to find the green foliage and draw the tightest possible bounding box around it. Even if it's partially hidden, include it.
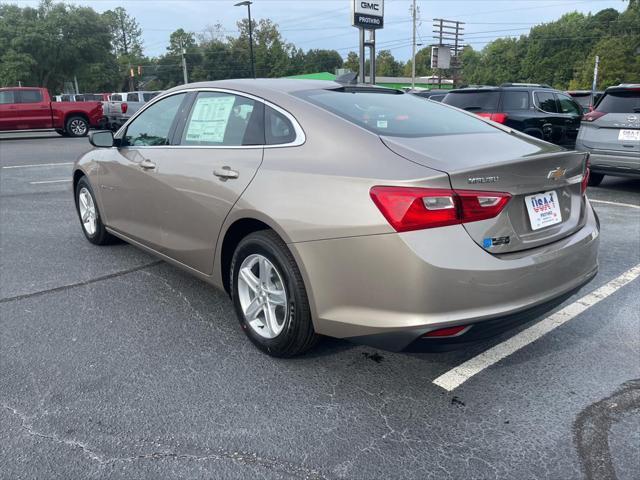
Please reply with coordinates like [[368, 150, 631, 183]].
[[0, 0, 114, 90], [461, 2, 640, 89]]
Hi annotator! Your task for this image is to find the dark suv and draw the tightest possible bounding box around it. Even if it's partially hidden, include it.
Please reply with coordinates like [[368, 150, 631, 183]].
[[442, 83, 583, 148]]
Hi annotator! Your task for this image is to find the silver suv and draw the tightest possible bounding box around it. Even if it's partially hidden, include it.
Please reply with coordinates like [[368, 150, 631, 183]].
[[575, 84, 640, 186]]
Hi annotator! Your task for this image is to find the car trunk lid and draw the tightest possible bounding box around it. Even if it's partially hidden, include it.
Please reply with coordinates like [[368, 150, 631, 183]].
[[381, 131, 589, 253]]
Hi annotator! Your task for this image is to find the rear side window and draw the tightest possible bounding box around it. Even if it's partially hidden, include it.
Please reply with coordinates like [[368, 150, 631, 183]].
[[535, 92, 558, 113], [0, 90, 17, 104], [556, 94, 582, 115], [502, 91, 529, 110], [297, 89, 498, 138], [442, 91, 500, 112], [143, 92, 159, 102], [126, 93, 140, 102], [181, 92, 264, 146], [596, 91, 640, 113], [265, 106, 296, 145], [18, 90, 43, 103]]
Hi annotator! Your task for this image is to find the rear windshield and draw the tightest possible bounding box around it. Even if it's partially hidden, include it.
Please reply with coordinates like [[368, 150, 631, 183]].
[[297, 89, 498, 138], [442, 91, 500, 112], [596, 91, 640, 113]]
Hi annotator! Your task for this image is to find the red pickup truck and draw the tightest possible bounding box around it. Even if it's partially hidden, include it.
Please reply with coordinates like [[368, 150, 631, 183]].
[[0, 87, 105, 137]]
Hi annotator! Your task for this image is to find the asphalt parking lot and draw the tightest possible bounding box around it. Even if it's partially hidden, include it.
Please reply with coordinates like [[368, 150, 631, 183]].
[[1, 134, 639, 480]]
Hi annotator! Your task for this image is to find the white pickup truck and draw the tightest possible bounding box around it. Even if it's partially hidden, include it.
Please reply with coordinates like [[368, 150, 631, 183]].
[[102, 91, 161, 130]]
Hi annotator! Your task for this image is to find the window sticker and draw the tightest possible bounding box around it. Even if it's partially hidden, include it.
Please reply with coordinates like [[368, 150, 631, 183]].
[[185, 96, 236, 143]]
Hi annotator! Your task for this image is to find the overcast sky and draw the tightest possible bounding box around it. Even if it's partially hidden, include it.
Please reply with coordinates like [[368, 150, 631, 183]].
[[10, 0, 629, 59]]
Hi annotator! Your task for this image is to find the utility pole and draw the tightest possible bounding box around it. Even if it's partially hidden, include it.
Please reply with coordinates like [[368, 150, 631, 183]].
[[591, 55, 599, 109], [180, 38, 189, 84], [432, 18, 464, 89], [120, 14, 134, 92], [411, 0, 417, 89]]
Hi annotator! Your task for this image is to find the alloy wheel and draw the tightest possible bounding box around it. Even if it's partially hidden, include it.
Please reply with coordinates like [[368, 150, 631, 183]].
[[237, 254, 288, 339], [78, 187, 97, 236]]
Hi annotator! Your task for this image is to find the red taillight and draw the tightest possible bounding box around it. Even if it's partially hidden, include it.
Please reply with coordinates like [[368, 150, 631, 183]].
[[581, 156, 590, 195], [370, 186, 512, 232], [423, 325, 470, 338], [121, 102, 128, 114], [476, 112, 508, 124], [583, 110, 606, 122]]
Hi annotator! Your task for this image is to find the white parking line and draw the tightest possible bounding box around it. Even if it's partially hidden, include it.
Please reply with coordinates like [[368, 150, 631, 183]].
[[433, 264, 640, 392], [29, 179, 70, 185], [590, 199, 640, 210], [2, 162, 73, 169]]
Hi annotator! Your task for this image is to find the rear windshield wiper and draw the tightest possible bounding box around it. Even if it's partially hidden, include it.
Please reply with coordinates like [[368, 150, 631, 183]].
[[464, 106, 484, 111]]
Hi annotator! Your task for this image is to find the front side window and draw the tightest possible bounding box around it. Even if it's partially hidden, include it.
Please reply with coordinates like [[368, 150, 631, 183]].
[[298, 89, 498, 138], [18, 90, 43, 103], [123, 93, 186, 146], [181, 92, 263, 146], [535, 92, 558, 113], [502, 91, 529, 110], [556, 94, 582, 115], [0, 90, 16, 104]]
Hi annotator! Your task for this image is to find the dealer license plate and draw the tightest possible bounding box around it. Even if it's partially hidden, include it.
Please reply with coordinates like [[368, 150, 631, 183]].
[[618, 129, 640, 142], [525, 190, 562, 231]]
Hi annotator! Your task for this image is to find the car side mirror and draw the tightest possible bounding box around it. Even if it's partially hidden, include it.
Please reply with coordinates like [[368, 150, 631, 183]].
[[89, 130, 114, 148]]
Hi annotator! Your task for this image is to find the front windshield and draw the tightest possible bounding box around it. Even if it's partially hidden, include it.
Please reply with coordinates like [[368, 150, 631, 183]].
[[297, 89, 498, 138]]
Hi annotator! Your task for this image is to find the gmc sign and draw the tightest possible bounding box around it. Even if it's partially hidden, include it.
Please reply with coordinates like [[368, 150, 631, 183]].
[[352, 0, 384, 29]]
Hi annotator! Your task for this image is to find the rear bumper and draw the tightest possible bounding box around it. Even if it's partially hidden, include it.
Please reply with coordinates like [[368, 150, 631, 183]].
[[290, 201, 600, 351], [579, 149, 640, 178]]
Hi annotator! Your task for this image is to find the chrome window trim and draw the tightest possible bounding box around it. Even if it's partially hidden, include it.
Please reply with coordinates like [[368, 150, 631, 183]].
[[533, 89, 560, 114], [115, 87, 306, 149]]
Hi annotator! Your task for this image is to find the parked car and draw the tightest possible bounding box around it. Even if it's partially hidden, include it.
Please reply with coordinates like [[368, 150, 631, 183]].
[[0, 87, 105, 136], [576, 84, 640, 186], [55, 93, 110, 102], [442, 83, 583, 148], [567, 90, 603, 113], [409, 89, 450, 102], [73, 79, 598, 357], [103, 91, 161, 130]]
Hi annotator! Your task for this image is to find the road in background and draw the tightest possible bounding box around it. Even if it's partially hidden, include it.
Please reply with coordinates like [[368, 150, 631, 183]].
[[1, 136, 638, 480]]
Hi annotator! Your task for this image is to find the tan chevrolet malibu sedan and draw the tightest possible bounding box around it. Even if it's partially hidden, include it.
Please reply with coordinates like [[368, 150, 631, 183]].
[[73, 79, 599, 357]]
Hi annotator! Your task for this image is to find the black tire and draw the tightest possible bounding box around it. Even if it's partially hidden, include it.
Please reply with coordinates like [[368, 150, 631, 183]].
[[231, 230, 319, 357], [65, 116, 89, 137], [588, 172, 604, 187], [75, 176, 116, 245]]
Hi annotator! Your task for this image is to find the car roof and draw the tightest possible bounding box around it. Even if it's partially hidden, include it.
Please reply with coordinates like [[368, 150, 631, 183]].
[[605, 83, 640, 93], [163, 79, 345, 98]]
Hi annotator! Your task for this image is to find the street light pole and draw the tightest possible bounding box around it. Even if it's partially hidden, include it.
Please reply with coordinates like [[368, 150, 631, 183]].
[[235, 1, 255, 79]]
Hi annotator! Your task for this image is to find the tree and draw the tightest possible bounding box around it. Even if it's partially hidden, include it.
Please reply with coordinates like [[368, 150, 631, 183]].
[[304, 49, 343, 74], [344, 51, 359, 73], [0, 1, 115, 90], [376, 50, 403, 76], [102, 7, 143, 58], [403, 47, 433, 77]]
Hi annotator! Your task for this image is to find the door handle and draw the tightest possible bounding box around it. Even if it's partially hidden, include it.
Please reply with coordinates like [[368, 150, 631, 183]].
[[139, 159, 156, 170], [213, 166, 239, 180]]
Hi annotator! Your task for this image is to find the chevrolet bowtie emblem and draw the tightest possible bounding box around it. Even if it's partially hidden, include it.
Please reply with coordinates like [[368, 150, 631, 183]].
[[547, 167, 567, 180]]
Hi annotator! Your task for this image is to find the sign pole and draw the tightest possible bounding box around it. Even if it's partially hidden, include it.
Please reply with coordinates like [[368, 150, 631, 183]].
[[352, 0, 384, 85], [359, 28, 366, 84]]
